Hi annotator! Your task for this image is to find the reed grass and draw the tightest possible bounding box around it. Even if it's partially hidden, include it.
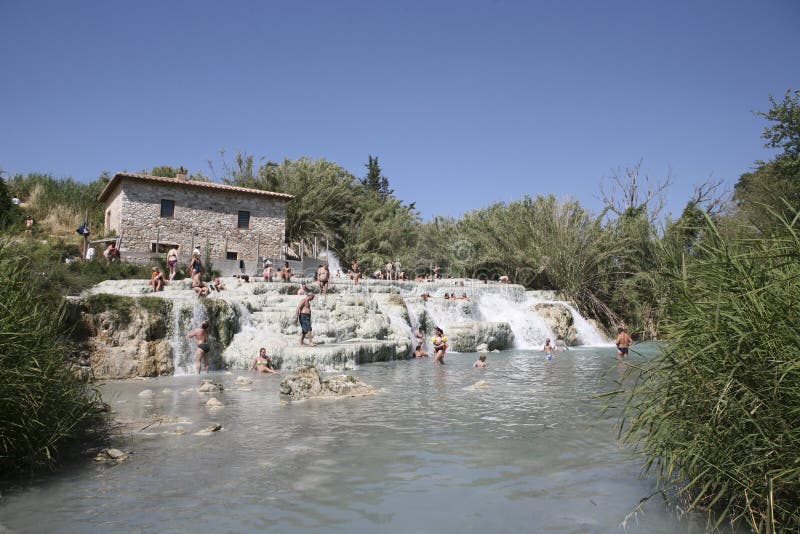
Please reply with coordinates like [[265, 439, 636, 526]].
[[0, 241, 106, 476], [616, 208, 800, 532]]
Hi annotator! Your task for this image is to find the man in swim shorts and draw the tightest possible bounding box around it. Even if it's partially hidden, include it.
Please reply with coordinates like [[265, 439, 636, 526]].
[[296, 293, 315, 347], [188, 320, 211, 373], [615, 327, 633, 359]]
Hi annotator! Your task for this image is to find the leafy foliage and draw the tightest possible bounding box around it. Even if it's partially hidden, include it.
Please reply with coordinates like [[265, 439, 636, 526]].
[[0, 241, 106, 475], [616, 210, 800, 531], [733, 89, 800, 232]]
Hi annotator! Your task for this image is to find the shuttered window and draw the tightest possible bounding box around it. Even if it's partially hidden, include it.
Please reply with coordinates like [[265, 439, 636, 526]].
[[237, 210, 250, 229], [161, 199, 175, 218]]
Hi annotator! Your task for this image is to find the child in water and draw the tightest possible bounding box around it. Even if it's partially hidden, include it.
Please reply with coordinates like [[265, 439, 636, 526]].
[[542, 338, 554, 360], [474, 353, 487, 368]]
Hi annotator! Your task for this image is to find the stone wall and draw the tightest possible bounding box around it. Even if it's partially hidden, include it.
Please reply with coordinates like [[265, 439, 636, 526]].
[[104, 184, 123, 235], [109, 179, 287, 260]]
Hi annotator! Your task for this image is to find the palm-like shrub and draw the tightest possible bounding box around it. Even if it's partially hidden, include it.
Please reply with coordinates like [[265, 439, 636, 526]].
[[618, 209, 800, 531]]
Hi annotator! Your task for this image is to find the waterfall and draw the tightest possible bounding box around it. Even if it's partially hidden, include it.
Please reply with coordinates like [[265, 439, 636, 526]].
[[321, 249, 342, 277], [169, 298, 209, 375], [85, 277, 610, 378], [526, 292, 611, 347], [476, 293, 553, 349], [556, 301, 611, 346]]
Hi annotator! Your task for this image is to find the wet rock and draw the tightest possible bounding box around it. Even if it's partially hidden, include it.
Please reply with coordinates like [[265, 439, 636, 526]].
[[530, 303, 578, 345], [198, 380, 224, 393], [206, 397, 224, 408], [234, 376, 253, 385], [194, 423, 222, 435], [94, 448, 129, 462], [447, 322, 514, 352], [138, 389, 154, 398], [279, 365, 376, 401]]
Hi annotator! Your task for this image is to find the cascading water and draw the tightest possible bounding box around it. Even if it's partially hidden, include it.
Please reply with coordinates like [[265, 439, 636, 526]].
[[475, 293, 553, 349], [168, 298, 209, 375], [559, 301, 611, 346], [83, 277, 609, 377]]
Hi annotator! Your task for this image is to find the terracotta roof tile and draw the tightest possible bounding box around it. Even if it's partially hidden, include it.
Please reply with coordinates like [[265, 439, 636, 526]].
[[97, 172, 294, 202]]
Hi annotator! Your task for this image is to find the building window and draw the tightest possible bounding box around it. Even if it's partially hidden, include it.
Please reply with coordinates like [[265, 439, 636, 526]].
[[161, 199, 175, 218], [237, 210, 250, 229], [226, 251, 238, 260]]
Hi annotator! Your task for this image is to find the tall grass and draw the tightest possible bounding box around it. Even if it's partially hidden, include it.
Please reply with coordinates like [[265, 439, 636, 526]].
[[0, 241, 106, 476], [6, 173, 107, 235], [617, 208, 800, 532]]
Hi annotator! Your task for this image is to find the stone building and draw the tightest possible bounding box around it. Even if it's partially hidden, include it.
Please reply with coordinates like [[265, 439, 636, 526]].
[[97, 171, 293, 261]]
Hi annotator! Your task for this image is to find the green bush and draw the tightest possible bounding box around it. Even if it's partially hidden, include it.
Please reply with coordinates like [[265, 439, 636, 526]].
[[616, 210, 800, 531], [0, 241, 106, 476]]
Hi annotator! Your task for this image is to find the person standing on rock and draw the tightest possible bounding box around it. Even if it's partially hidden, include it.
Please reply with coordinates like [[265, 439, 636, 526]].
[[188, 321, 211, 373], [296, 293, 316, 347], [350, 259, 361, 285], [166, 245, 179, 280], [317, 263, 330, 294], [282, 262, 293, 283]]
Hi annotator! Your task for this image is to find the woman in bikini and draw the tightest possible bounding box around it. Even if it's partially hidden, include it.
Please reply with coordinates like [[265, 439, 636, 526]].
[[166, 245, 179, 280]]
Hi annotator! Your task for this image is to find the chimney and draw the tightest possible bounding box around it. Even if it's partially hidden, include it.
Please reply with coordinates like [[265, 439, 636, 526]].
[[176, 166, 188, 181]]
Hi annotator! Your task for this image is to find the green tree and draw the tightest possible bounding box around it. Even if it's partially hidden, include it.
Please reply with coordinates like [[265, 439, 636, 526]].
[[362, 155, 391, 199], [733, 89, 800, 231], [148, 166, 179, 178]]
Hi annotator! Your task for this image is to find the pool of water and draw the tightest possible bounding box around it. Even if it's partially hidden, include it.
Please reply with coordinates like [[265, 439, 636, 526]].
[[0, 346, 711, 533]]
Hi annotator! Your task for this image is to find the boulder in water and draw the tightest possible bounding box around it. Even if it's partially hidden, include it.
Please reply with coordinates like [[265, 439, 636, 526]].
[[447, 322, 514, 352], [279, 365, 375, 401], [206, 397, 224, 408], [234, 376, 253, 385], [530, 303, 578, 345], [194, 423, 222, 435], [198, 380, 224, 393], [95, 448, 129, 462]]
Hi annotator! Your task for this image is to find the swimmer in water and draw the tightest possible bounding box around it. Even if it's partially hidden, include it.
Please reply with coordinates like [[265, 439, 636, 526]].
[[542, 338, 554, 360]]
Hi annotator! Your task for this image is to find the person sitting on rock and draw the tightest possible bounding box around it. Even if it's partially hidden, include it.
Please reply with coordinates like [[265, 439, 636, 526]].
[[208, 277, 226, 292], [474, 353, 487, 368], [413, 344, 428, 358], [149, 267, 166, 292], [192, 273, 209, 297], [250, 347, 281, 374]]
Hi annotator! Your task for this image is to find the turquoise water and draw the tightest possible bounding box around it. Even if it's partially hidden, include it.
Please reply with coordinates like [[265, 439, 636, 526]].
[[0, 345, 713, 533]]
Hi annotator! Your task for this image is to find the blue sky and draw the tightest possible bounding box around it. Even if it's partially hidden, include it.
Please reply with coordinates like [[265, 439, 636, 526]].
[[1, 1, 798, 220]]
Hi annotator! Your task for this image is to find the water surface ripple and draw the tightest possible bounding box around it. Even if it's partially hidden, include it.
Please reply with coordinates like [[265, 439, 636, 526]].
[[1, 346, 712, 533]]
